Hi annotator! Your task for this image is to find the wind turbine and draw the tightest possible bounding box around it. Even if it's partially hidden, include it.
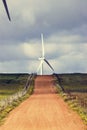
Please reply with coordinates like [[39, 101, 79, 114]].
[[37, 34, 54, 75], [2, 0, 11, 21]]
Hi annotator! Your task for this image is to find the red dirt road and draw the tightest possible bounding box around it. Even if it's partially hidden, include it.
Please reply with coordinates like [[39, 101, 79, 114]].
[[0, 75, 86, 130]]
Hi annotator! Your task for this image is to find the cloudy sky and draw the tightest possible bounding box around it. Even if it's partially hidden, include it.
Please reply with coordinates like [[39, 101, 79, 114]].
[[0, 0, 87, 74]]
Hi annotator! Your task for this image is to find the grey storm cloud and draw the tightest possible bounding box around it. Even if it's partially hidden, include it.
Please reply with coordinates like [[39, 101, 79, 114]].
[[0, 0, 87, 73], [0, 0, 87, 42]]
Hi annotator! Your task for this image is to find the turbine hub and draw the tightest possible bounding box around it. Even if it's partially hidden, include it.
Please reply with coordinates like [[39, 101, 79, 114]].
[[38, 57, 44, 60]]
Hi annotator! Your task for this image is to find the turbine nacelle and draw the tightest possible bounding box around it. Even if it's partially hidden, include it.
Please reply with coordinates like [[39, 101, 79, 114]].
[[38, 57, 45, 60]]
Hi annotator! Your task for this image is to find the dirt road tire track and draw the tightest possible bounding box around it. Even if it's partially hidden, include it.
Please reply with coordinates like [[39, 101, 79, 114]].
[[0, 75, 86, 130]]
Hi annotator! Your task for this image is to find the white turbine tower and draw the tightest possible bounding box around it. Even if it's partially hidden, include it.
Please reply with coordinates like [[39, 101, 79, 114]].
[[37, 34, 54, 75]]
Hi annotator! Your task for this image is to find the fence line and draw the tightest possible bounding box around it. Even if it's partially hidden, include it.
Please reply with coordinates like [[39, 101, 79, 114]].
[[53, 73, 87, 111], [0, 73, 36, 112]]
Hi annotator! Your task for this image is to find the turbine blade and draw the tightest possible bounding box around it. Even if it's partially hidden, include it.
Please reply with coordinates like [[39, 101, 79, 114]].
[[41, 33, 45, 58], [2, 0, 11, 21], [44, 59, 54, 71], [37, 61, 43, 72]]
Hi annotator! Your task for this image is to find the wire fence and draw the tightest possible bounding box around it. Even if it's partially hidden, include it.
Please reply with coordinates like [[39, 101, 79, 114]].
[[53, 73, 87, 111], [0, 73, 36, 112]]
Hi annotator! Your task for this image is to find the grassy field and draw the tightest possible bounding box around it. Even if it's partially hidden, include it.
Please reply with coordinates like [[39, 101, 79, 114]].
[[58, 73, 87, 91], [57, 73, 87, 101], [54, 73, 87, 124], [0, 73, 29, 100], [55, 73, 87, 102]]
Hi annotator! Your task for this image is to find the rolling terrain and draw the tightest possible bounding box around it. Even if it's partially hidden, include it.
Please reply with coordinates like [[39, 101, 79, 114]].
[[0, 75, 86, 130]]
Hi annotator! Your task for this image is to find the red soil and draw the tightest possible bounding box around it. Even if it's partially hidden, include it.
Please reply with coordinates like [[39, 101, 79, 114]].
[[0, 75, 86, 130]]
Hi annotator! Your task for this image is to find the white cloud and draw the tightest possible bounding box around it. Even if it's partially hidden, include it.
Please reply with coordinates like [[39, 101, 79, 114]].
[[21, 42, 41, 59]]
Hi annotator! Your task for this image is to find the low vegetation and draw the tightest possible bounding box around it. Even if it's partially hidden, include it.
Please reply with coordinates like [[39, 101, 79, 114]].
[[0, 73, 29, 100], [0, 73, 36, 125], [54, 73, 87, 125]]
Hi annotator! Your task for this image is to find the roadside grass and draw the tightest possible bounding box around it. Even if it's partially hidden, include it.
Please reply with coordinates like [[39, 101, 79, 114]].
[[54, 73, 87, 125], [0, 85, 34, 125], [0, 90, 18, 100], [60, 92, 87, 125], [0, 73, 35, 125]]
